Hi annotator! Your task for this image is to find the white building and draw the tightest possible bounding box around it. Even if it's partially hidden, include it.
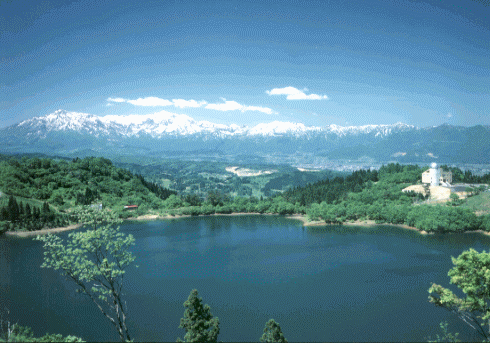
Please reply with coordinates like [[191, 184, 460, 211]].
[[421, 163, 452, 186]]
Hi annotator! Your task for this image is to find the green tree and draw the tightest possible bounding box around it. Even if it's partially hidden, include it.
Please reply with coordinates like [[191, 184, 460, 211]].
[[35, 207, 137, 342], [428, 248, 490, 340], [260, 319, 288, 343], [206, 191, 226, 207], [24, 203, 32, 220], [482, 215, 490, 232], [426, 321, 461, 343], [7, 195, 19, 222], [448, 193, 463, 206], [184, 194, 202, 207], [0, 311, 84, 343], [0, 324, 84, 342], [164, 194, 184, 209], [177, 289, 219, 343]]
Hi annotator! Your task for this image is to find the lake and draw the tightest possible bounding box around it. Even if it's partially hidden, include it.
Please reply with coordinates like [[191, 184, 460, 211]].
[[1, 215, 488, 342]]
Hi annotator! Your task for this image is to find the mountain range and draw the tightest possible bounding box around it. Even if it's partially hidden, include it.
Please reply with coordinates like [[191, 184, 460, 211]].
[[1, 110, 489, 164]]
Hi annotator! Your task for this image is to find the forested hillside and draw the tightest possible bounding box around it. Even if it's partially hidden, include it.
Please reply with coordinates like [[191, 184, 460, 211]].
[[0, 155, 176, 232], [116, 159, 344, 198], [302, 163, 490, 232], [157, 162, 490, 233], [283, 168, 380, 206], [1, 152, 490, 235]]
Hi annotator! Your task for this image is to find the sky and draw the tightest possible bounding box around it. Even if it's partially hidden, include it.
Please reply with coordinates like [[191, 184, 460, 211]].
[[1, 0, 489, 129]]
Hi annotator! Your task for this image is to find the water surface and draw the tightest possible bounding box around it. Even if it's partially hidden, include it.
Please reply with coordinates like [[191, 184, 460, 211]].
[[1, 215, 488, 341]]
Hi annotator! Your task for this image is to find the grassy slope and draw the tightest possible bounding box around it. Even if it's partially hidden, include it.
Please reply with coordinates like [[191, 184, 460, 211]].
[[461, 192, 490, 215]]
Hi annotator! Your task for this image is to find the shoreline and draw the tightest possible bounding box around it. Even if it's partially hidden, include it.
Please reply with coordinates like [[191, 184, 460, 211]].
[[287, 215, 430, 235], [3, 212, 276, 237], [4, 223, 83, 237], [3, 212, 432, 237], [5, 211, 489, 238]]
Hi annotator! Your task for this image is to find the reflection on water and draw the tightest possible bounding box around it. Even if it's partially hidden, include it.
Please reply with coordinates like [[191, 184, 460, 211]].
[[1, 215, 488, 342]]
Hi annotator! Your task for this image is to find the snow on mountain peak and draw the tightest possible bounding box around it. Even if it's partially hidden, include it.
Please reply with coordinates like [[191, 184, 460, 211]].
[[99, 111, 201, 136], [100, 111, 193, 126], [325, 122, 414, 137], [20, 110, 106, 133], [16, 110, 413, 139], [248, 121, 312, 136]]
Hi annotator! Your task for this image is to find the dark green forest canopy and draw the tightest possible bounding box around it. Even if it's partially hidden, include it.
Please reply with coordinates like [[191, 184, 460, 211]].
[[0, 156, 176, 223]]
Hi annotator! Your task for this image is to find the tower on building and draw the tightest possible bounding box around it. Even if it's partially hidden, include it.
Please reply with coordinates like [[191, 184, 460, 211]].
[[422, 163, 452, 186]]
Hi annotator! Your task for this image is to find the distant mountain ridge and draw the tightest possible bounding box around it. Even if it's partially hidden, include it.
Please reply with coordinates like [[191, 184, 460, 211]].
[[1, 110, 489, 164], [15, 109, 414, 138]]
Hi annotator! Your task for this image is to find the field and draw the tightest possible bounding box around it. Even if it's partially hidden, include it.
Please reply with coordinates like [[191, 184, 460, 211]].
[[461, 191, 490, 215]]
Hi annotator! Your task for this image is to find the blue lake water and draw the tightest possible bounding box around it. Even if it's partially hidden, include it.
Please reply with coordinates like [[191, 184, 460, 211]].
[[1, 215, 489, 342]]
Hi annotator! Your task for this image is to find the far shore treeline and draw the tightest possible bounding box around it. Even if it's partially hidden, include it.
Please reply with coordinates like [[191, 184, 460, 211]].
[[0, 153, 490, 234]]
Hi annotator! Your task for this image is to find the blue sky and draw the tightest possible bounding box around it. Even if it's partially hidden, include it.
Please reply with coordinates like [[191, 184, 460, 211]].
[[1, 0, 489, 128]]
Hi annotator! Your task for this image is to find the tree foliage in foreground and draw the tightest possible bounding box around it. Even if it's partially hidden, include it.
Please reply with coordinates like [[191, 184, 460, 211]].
[[260, 319, 288, 343], [0, 314, 84, 343], [0, 324, 84, 342], [429, 248, 490, 341], [35, 207, 137, 342], [177, 289, 219, 343], [426, 321, 461, 342]]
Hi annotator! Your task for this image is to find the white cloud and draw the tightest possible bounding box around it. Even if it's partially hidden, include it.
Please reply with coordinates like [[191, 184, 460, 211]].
[[242, 105, 276, 115], [206, 99, 243, 111], [447, 113, 453, 118], [107, 97, 126, 103], [205, 98, 277, 114], [127, 97, 173, 107], [106, 96, 276, 114], [106, 103, 114, 107], [172, 99, 207, 108], [107, 97, 206, 108], [266, 86, 328, 100]]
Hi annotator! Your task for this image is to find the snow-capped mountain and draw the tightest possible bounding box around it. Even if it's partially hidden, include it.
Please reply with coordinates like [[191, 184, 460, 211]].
[[247, 121, 319, 136], [326, 122, 413, 137], [3, 109, 489, 163], [19, 110, 121, 137], [14, 109, 415, 138], [99, 111, 247, 137]]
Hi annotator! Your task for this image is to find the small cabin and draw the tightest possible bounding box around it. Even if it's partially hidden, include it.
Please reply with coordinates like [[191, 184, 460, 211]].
[[124, 205, 138, 210]]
